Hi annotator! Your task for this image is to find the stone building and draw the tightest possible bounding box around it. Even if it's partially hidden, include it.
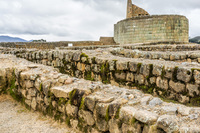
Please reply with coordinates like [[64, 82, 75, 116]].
[[114, 0, 189, 44]]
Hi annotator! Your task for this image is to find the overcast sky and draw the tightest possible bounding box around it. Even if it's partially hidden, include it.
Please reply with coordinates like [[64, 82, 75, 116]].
[[0, 0, 200, 41]]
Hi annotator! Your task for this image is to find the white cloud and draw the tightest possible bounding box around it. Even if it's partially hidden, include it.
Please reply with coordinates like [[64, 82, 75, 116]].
[[0, 0, 199, 41]]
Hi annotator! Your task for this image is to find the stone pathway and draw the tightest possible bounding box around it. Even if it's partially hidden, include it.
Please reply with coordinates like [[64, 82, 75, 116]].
[[0, 95, 76, 133]]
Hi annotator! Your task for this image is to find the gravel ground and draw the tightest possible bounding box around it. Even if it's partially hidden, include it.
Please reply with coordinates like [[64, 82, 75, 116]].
[[0, 95, 76, 133]]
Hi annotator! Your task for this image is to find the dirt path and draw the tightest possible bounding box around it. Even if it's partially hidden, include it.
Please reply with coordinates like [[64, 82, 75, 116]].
[[0, 95, 76, 133]]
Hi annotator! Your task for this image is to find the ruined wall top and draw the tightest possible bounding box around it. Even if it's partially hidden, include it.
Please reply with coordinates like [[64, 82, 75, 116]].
[[126, 0, 149, 18]]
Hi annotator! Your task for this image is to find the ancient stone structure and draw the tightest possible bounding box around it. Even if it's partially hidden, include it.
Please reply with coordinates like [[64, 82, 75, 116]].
[[127, 0, 149, 18], [0, 1, 199, 133], [1, 52, 200, 133], [0, 38, 117, 49], [114, 0, 189, 44], [2, 46, 200, 106]]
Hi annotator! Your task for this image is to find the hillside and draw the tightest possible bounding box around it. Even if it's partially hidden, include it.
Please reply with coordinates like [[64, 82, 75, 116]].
[[189, 36, 200, 44], [0, 36, 27, 42]]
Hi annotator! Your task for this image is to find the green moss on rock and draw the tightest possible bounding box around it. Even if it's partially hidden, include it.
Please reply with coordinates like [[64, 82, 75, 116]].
[[105, 106, 110, 122], [79, 97, 85, 110]]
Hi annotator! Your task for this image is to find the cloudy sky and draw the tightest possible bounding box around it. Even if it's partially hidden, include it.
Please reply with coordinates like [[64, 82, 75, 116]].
[[0, 0, 200, 41]]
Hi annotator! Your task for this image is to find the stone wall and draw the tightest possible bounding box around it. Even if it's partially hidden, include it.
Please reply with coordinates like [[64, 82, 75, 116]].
[[1, 54, 200, 133], [127, 0, 149, 18], [0, 40, 117, 49], [2, 48, 200, 106], [111, 48, 200, 63], [122, 44, 200, 51], [114, 15, 189, 44]]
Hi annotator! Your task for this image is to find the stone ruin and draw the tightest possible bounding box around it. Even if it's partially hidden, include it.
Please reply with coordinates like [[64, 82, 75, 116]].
[[1, 43, 200, 132], [0, 1, 200, 133], [126, 0, 150, 18], [114, 0, 189, 45]]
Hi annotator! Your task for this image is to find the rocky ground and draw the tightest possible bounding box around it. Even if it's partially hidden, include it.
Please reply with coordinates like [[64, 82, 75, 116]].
[[0, 95, 76, 133]]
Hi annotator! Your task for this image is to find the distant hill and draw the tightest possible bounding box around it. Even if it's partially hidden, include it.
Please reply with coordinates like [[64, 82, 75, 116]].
[[0, 35, 28, 42], [189, 36, 200, 44]]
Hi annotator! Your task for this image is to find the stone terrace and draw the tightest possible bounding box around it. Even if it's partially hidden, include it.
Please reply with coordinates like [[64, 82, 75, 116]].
[[1, 54, 200, 133], [1, 43, 200, 132], [2, 45, 200, 106]]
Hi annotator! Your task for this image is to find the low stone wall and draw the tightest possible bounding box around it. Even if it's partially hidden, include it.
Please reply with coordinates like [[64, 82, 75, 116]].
[[122, 44, 200, 51], [1, 54, 200, 133], [0, 41, 117, 50], [111, 48, 200, 63], [2, 48, 200, 106]]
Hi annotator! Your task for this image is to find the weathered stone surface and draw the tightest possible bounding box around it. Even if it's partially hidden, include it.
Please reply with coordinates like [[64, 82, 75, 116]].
[[142, 125, 158, 133], [78, 110, 95, 126], [156, 77, 168, 90], [28, 88, 37, 97], [134, 110, 158, 124], [157, 115, 179, 133], [140, 95, 153, 106], [169, 80, 185, 93], [177, 68, 192, 83], [96, 117, 109, 132], [119, 106, 137, 124], [91, 128, 102, 133], [84, 95, 96, 112], [115, 72, 126, 80], [140, 64, 150, 76], [126, 72, 134, 82], [148, 97, 163, 107], [108, 60, 115, 71], [186, 84, 199, 97], [116, 61, 128, 70], [72, 52, 81, 61], [121, 123, 142, 133], [108, 119, 121, 133], [70, 119, 78, 130], [95, 103, 109, 117], [179, 126, 200, 133], [31, 97, 37, 110], [161, 106, 177, 115], [177, 106, 191, 116], [194, 70, 200, 84], [150, 77, 156, 84], [129, 61, 138, 72], [66, 104, 78, 117], [164, 66, 174, 79], [178, 95, 189, 104], [153, 65, 163, 76], [135, 74, 145, 85], [65, 78, 74, 85], [25, 99, 31, 106], [58, 104, 65, 113], [25, 80, 34, 89], [50, 86, 73, 98]]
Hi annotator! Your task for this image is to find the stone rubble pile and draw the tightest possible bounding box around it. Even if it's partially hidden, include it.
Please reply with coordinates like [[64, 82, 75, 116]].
[[0, 54, 200, 133]]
